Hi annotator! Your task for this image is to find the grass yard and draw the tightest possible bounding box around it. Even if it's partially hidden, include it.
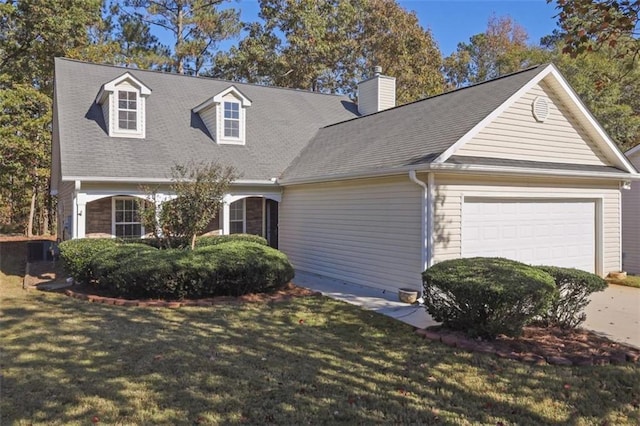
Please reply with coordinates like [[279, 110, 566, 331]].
[[608, 275, 640, 289], [1, 283, 639, 424]]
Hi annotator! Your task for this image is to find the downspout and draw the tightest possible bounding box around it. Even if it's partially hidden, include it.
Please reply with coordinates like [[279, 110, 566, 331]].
[[409, 170, 434, 295]]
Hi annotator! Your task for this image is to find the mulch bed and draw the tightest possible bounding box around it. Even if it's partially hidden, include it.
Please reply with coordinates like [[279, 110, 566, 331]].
[[416, 325, 640, 366], [63, 282, 321, 307]]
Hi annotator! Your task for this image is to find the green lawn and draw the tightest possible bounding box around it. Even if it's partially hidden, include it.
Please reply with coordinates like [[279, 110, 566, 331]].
[[1, 274, 640, 424], [608, 275, 640, 289]]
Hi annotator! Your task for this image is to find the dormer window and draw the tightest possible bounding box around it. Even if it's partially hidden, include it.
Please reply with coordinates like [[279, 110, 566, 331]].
[[118, 91, 138, 131], [96, 72, 151, 139], [193, 86, 252, 145], [224, 101, 240, 138]]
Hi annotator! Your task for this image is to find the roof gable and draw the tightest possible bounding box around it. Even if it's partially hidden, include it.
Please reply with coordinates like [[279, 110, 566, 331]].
[[96, 72, 151, 104], [436, 64, 636, 174], [454, 78, 611, 166]]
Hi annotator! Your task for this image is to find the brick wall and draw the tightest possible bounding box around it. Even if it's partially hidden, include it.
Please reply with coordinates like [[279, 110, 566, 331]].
[[86, 197, 112, 235], [246, 197, 263, 236]]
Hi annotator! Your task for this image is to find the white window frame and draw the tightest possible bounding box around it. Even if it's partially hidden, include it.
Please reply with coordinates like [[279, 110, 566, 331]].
[[229, 199, 246, 234], [117, 90, 138, 131], [223, 101, 241, 139], [112, 197, 145, 238]]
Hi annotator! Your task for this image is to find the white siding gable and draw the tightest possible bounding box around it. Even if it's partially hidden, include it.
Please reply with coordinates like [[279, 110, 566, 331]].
[[456, 80, 611, 166], [97, 73, 151, 139], [193, 86, 251, 145]]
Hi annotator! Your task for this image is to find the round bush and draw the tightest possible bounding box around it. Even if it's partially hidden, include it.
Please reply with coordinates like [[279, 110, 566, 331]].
[[59, 238, 120, 284], [90, 241, 294, 299], [536, 265, 607, 329], [422, 257, 557, 338], [195, 233, 268, 248]]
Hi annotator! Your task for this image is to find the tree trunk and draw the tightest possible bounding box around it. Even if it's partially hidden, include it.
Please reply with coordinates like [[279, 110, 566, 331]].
[[27, 186, 36, 237], [190, 233, 196, 250], [176, 3, 184, 74]]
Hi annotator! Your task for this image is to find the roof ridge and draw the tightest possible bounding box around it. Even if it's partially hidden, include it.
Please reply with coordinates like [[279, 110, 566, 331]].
[[55, 57, 353, 99], [322, 63, 548, 129]]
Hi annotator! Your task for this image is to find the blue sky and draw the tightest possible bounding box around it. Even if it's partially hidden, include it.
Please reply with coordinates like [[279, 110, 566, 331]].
[[210, 0, 561, 56]]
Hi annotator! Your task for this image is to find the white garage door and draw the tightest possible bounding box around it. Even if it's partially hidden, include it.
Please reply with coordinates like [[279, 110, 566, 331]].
[[462, 198, 596, 272]]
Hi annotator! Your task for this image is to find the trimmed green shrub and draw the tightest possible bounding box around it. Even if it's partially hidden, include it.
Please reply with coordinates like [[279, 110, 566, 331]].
[[195, 234, 268, 248], [90, 241, 294, 299], [59, 238, 120, 284], [536, 266, 607, 329], [422, 257, 557, 338]]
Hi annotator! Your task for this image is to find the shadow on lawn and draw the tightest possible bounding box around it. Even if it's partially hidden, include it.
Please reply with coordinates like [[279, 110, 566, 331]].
[[1, 289, 639, 424]]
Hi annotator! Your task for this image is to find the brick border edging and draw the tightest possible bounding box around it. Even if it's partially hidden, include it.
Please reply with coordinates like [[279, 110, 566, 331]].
[[414, 328, 640, 366], [64, 289, 323, 308]]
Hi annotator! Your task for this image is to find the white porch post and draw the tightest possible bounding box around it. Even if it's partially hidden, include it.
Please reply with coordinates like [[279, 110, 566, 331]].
[[76, 192, 87, 239], [222, 196, 230, 235]]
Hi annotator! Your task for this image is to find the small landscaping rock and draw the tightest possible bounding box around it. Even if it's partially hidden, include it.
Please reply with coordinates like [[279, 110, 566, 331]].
[[440, 335, 458, 347], [610, 352, 627, 365], [547, 356, 572, 366], [568, 355, 593, 366], [593, 356, 610, 366]]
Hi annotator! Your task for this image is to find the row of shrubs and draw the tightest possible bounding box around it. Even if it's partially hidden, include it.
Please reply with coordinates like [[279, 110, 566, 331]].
[[58, 234, 294, 300], [422, 257, 607, 339]]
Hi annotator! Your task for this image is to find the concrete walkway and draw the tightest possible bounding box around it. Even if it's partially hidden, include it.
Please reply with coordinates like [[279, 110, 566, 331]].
[[295, 270, 640, 348], [294, 271, 438, 329], [584, 283, 640, 349]]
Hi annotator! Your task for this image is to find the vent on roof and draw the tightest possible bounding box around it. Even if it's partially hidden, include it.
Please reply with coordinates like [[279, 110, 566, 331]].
[[532, 96, 549, 122]]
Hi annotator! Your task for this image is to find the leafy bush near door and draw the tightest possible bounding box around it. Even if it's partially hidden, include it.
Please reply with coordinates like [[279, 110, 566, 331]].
[[58, 238, 122, 285], [536, 265, 607, 328], [422, 257, 557, 338]]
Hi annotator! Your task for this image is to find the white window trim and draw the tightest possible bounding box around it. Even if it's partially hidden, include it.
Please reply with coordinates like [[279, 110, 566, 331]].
[[217, 98, 246, 145], [222, 100, 241, 140], [229, 198, 246, 234], [116, 90, 139, 132], [112, 196, 145, 238]]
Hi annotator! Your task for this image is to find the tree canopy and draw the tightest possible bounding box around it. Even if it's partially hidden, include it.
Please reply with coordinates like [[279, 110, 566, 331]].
[[211, 0, 444, 102]]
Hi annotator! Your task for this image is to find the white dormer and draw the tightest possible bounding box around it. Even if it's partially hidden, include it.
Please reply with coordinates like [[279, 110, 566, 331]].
[[193, 86, 252, 145], [96, 72, 151, 139]]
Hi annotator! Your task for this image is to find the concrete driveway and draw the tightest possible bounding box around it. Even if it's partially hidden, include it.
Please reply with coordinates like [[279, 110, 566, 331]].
[[296, 271, 640, 349], [584, 283, 640, 349]]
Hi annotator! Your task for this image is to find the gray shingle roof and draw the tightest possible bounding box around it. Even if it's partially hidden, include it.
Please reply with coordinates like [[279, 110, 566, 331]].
[[54, 58, 359, 181], [280, 65, 548, 182]]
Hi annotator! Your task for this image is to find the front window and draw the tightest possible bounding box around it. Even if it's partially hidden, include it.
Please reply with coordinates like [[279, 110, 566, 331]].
[[223, 101, 240, 138], [114, 198, 142, 238], [229, 199, 245, 234], [118, 90, 137, 130]]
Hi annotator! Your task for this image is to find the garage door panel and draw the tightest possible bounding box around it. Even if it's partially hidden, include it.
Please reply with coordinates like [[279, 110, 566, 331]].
[[462, 199, 595, 272]]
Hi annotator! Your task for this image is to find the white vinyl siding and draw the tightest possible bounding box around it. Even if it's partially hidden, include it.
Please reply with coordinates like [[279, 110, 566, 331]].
[[622, 153, 640, 274], [427, 173, 621, 276], [280, 176, 422, 292], [199, 106, 216, 138], [456, 80, 610, 166], [57, 181, 75, 240], [357, 75, 396, 116]]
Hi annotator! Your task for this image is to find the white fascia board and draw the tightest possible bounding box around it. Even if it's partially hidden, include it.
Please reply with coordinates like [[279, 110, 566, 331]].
[[433, 65, 553, 164], [430, 163, 640, 181], [104, 72, 152, 95], [279, 162, 640, 186], [192, 97, 215, 113], [212, 85, 252, 107], [626, 144, 640, 157], [545, 64, 636, 174], [62, 176, 279, 186]]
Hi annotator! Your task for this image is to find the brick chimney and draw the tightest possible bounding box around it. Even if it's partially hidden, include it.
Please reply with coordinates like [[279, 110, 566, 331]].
[[357, 66, 396, 116]]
